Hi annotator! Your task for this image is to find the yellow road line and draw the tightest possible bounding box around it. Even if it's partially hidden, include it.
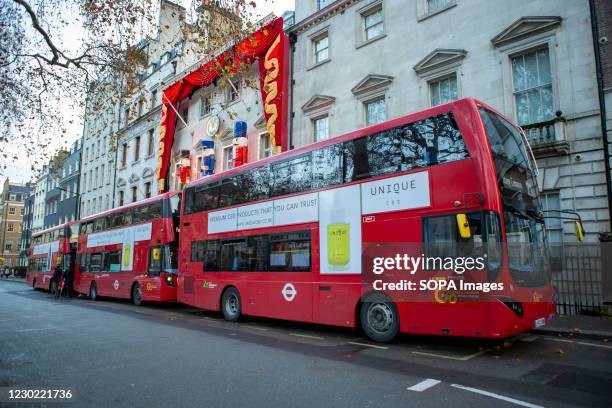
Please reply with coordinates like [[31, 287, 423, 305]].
[[412, 349, 488, 361]]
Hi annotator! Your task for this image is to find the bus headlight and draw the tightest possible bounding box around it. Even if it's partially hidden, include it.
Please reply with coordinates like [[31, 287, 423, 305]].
[[164, 274, 176, 287]]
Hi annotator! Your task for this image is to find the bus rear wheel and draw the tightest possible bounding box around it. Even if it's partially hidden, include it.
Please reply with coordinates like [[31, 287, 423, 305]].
[[132, 283, 143, 306], [89, 282, 98, 301], [32, 279, 37, 290], [221, 287, 241, 322], [360, 297, 399, 343]]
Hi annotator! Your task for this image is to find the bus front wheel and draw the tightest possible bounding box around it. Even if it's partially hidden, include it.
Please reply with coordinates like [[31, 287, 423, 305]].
[[89, 282, 98, 301], [132, 283, 143, 306], [221, 287, 241, 322], [32, 279, 37, 290], [360, 297, 399, 343]]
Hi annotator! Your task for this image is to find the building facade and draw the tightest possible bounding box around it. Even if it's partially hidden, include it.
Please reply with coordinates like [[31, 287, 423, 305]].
[[79, 72, 121, 218], [0, 179, 30, 273], [56, 140, 81, 224], [115, 0, 189, 206], [288, 0, 611, 242], [18, 189, 34, 268], [30, 169, 47, 234]]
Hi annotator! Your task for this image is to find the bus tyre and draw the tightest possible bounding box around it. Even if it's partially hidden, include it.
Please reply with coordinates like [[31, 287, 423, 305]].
[[89, 282, 98, 301], [32, 279, 37, 290], [132, 283, 143, 306], [221, 287, 241, 322], [360, 297, 399, 343]]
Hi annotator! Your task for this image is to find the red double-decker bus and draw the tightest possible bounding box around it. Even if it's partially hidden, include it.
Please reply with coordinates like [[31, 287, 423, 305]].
[[26, 222, 78, 292], [73, 192, 181, 305], [177, 98, 556, 342]]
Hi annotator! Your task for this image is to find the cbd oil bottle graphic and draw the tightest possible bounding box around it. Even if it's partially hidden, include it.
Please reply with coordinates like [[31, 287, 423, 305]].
[[123, 244, 131, 267], [327, 209, 350, 269]]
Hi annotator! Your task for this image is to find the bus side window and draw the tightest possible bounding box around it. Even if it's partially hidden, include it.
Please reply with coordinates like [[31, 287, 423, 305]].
[[219, 178, 245, 208], [191, 241, 205, 262], [312, 144, 343, 189], [150, 202, 163, 220], [133, 205, 149, 224], [148, 246, 162, 276], [269, 231, 311, 272], [204, 240, 220, 271], [240, 166, 270, 202], [107, 251, 121, 272], [193, 184, 219, 213], [271, 154, 312, 197]]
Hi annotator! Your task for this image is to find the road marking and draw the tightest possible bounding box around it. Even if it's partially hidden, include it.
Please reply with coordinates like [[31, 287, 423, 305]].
[[15, 327, 56, 332], [412, 349, 487, 361], [348, 341, 389, 350], [241, 324, 268, 331], [289, 333, 324, 340], [518, 335, 540, 343], [450, 384, 543, 408], [407, 379, 441, 392], [546, 337, 612, 350]]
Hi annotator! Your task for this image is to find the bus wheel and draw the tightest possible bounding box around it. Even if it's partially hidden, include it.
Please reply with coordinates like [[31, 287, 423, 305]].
[[32, 279, 37, 290], [360, 297, 399, 343], [221, 287, 241, 322], [132, 283, 143, 306], [89, 282, 98, 301]]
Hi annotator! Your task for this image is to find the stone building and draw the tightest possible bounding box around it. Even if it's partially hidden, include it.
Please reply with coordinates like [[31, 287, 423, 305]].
[[18, 189, 34, 268], [287, 0, 611, 242], [115, 0, 190, 206], [78, 71, 121, 218], [0, 179, 30, 273]]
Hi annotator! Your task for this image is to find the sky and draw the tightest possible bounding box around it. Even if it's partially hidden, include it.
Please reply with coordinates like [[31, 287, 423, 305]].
[[1, 0, 295, 188]]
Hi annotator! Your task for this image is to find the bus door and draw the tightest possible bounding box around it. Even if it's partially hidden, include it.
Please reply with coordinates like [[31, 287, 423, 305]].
[[265, 231, 314, 323], [145, 245, 164, 299]]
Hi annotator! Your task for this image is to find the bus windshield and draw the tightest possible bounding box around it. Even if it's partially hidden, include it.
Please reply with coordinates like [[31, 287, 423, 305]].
[[479, 108, 550, 287]]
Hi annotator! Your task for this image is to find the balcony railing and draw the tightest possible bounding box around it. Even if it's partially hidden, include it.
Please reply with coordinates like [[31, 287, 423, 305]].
[[521, 113, 569, 157]]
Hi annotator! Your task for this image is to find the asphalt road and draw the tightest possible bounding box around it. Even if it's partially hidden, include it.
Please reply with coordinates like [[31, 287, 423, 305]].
[[1, 279, 611, 408]]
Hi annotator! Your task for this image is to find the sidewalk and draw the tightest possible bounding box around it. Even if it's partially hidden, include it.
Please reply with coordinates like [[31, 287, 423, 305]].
[[530, 314, 612, 341]]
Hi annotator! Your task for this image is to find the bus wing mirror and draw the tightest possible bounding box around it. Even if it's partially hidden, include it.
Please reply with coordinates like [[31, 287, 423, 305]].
[[574, 221, 584, 242], [456, 214, 471, 239]]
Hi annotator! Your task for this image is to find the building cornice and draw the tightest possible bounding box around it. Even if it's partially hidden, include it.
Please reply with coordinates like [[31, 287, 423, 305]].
[[287, 0, 361, 35]]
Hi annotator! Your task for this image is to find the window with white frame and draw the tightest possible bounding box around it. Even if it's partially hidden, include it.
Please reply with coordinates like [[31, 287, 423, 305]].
[[178, 106, 189, 128], [227, 81, 240, 104], [145, 182, 152, 198], [542, 192, 562, 243], [7, 223, 14, 232], [365, 97, 387, 126], [313, 116, 330, 141], [317, 0, 334, 10], [313, 34, 329, 64], [259, 132, 274, 159], [427, 0, 453, 14], [430, 74, 458, 106], [511, 47, 554, 126], [200, 93, 213, 117], [223, 146, 234, 170], [363, 6, 384, 41], [8, 207, 15, 215]]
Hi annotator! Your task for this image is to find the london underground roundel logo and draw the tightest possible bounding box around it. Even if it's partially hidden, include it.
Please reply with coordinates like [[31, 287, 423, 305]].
[[113, 280, 119, 290], [282, 283, 297, 302]]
